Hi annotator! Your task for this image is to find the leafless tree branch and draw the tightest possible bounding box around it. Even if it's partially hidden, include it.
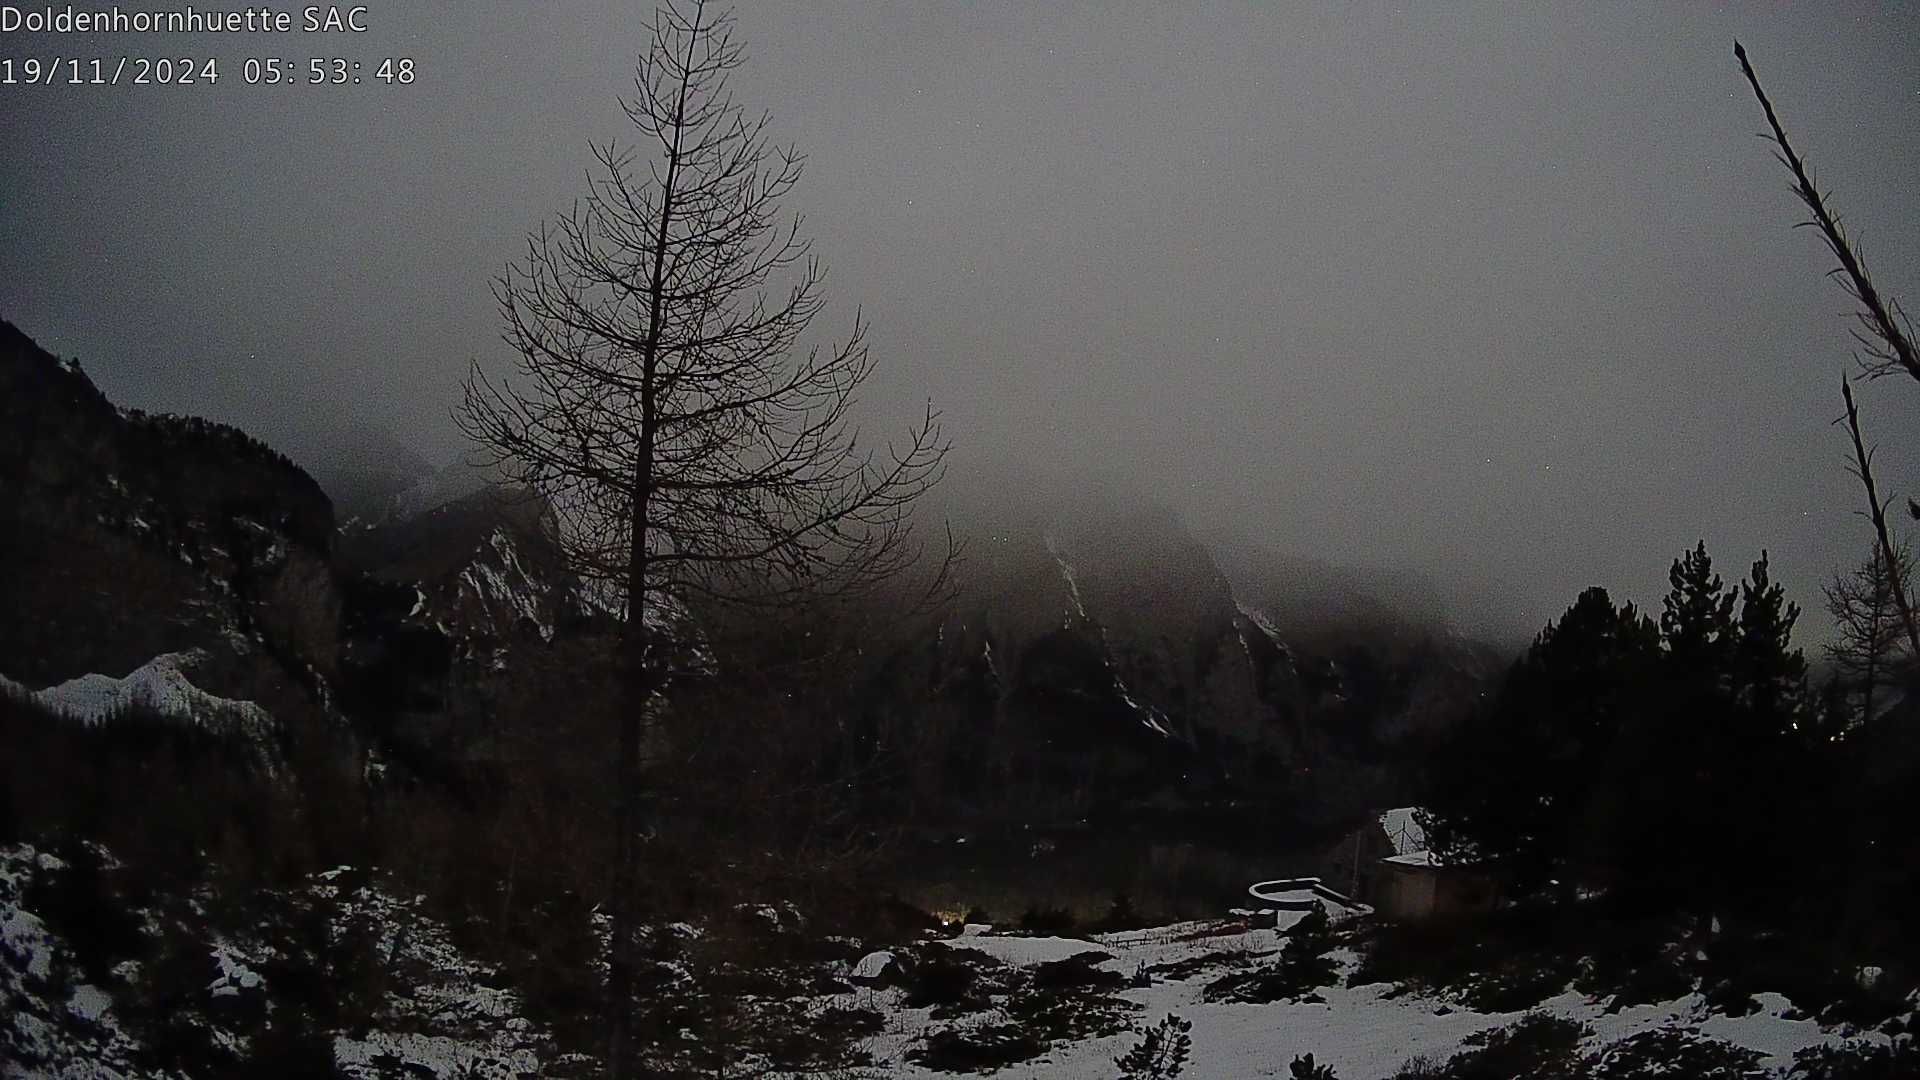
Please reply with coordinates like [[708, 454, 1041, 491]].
[[454, 3, 952, 1072], [1735, 41, 1920, 386], [1837, 378, 1920, 661]]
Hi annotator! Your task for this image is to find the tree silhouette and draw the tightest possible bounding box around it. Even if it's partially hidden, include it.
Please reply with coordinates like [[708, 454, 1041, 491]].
[[1735, 42, 1920, 660], [1660, 542, 1736, 691], [1421, 587, 1658, 890], [456, 3, 948, 1072], [1731, 551, 1806, 734], [1822, 542, 1913, 728]]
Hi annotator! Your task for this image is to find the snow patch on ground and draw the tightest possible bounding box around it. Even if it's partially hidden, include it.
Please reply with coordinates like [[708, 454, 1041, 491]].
[[852, 950, 896, 980], [824, 918, 1892, 1080], [0, 845, 558, 1079], [1, 849, 64, 982], [1379, 807, 1427, 858], [945, 933, 1112, 967], [67, 983, 113, 1023], [207, 939, 265, 998]]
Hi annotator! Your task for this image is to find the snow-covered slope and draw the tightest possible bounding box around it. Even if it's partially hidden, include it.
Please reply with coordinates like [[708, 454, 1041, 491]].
[[0, 650, 281, 767], [0, 844, 565, 1079], [2, 651, 271, 731], [799, 919, 1903, 1079]]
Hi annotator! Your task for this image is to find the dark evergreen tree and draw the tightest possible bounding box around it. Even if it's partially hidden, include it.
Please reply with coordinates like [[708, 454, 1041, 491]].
[[1421, 587, 1657, 892], [1713, 552, 1812, 909], [1612, 545, 1813, 920], [1425, 543, 1826, 924], [1732, 551, 1807, 733], [1660, 541, 1737, 691]]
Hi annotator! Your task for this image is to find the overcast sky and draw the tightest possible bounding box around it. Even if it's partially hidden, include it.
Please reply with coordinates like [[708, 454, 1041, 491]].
[[4, 2, 1918, 644]]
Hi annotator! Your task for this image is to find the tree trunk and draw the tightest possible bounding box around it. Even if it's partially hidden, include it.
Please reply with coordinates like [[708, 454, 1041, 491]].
[[605, 17, 688, 1071], [1863, 612, 1879, 725], [604, 519, 653, 1078]]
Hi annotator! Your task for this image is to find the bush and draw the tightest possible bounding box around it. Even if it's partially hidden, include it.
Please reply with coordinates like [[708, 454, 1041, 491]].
[[1203, 908, 1338, 1004], [1403, 1013, 1588, 1080], [1351, 905, 1584, 1013], [908, 1023, 1047, 1073], [1789, 1039, 1920, 1080], [26, 843, 149, 983], [1388, 1056, 1445, 1080], [244, 1013, 340, 1079], [1115, 1014, 1192, 1079], [1289, 1053, 1338, 1079], [1004, 966, 1138, 1044], [1696, 931, 1911, 1030], [0, 693, 328, 893], [1097, 891, 1147, 932], [1576, 947, 1695, 1012], [1020, 905, 1077, 935], [1583, 1025, 1765, 1080], [904, 950, 993, 1010], [1027, 951, 1123, 993], [811, 1006, 884, 1041]]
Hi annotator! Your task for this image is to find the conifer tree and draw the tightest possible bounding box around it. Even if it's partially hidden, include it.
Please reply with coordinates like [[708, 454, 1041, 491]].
[[1660, 541, 1737, 690], [1421, 587, 1657, 890], [1732, 551, 1807, 734]]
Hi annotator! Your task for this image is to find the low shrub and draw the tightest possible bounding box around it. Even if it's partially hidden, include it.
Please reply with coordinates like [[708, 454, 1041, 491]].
[[904, 949, 997, 1011], [1583, 1025, 1766, 1080], [1115, 1014, 1192, 1079], [1407, 1013, 1589, 1080], [1027, 951, 1123, 993], [1203, 908, 1338, 1004], [1788, 1038, 1920, 1080], [1289, 1053, 1338, 1079], [1351, 905, 1585, 1013], [25, 843, 149, 984], [1020, 905, 1077, 935], [1096, 891, 1152, 932], [908, 1023, 1047, 1073]]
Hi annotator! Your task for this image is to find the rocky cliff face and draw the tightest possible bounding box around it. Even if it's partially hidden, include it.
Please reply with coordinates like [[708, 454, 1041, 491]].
[[0, 321, 625, 800], [0, 321, 339, 731], [333, 483, 623, 783], [0, 318, 1498, 825], [852, 496, 1500, 827]]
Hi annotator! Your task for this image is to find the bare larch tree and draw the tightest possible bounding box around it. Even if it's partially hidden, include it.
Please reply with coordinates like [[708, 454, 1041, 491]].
[[1823, 542, 1914, 726], [1735, 41, 1920, 662], [457, 3, 948, 1073]]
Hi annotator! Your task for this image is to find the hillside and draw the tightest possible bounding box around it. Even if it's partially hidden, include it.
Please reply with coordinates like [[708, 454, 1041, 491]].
[[0, 320, 1528, 1076]]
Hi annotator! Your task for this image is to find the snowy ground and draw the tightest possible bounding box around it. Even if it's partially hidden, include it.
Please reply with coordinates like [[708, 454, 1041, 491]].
[[817, 910, 1898, 1079], [0, 845, 557, 1079], [5, 834, 1909, 1078]]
